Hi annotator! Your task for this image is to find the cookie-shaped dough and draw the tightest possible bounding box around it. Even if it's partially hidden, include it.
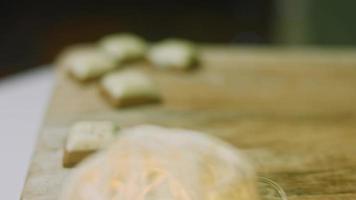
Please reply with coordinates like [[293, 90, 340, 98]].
[[61, 125, 259, 200], [63, 121, 118, 167], [100, 70, 160, 107], [57, 45, 117, 81], [99, 33, 147, 63], [148, 39, 199, 70]]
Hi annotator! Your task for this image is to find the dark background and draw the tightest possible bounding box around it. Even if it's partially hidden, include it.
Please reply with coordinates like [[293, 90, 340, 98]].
[[0, 0, 274, 77], [1, 0, 356, 77]]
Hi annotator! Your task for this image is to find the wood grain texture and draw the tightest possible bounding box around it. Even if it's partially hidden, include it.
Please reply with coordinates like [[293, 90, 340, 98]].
[[22, 46, 356, 199]]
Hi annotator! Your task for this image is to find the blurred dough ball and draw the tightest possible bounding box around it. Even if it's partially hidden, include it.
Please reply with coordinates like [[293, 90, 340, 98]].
[[99, 33, 147, 64], [147, 39, 199, 70], [60, 125, 259, 200]]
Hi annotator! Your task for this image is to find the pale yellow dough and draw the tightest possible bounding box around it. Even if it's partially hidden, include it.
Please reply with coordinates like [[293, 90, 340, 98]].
[[61, 125, 259, 200], [100, 69, 160, 106], [147, 39, 198, 70], [99, 33, 147, 63], [65, 121, 118, 152], [58, 46, 117, 81]]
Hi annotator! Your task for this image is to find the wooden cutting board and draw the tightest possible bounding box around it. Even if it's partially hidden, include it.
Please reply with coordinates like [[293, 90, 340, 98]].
[[22, 46, 356, 200]]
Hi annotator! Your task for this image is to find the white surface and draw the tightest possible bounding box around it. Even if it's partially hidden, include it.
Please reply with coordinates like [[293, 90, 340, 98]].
[[0, 67, 54, 200]]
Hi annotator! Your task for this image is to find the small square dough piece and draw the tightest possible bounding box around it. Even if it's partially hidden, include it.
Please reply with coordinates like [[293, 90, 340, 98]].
[[100, 70, 160, 107], [63, 121, 118, 167], [58, 46, 117, 81], [147, 39, 199, 70], [99, 33, 147, 63]]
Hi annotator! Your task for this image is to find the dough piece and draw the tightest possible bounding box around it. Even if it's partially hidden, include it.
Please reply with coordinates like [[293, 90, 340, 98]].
[[147, 39, 199, 70], [99, 33, 147, 63], [60, 125, 259, 200], [100, 70, 160, 107], [63, 121, 118, 167], [58, 45, 117, 81]]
